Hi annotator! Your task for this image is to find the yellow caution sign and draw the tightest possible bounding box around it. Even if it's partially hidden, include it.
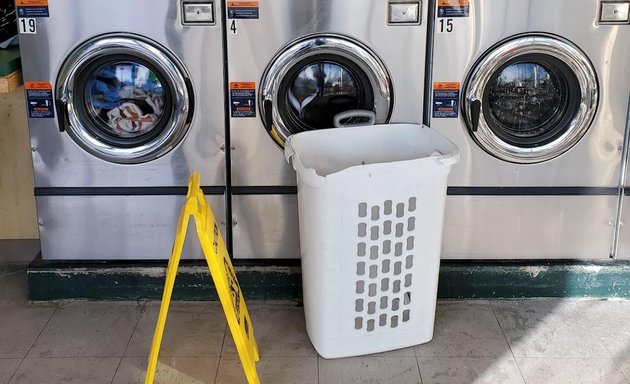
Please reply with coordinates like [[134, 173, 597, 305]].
[[145, 172, 260, 384]]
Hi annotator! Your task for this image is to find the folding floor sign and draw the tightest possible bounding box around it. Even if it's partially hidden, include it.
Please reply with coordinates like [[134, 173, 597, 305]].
[[145, 172, 260, 384]]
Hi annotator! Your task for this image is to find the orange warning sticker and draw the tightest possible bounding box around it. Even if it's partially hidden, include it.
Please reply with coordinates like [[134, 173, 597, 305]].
[[230, 82, 256, 90], [227, 1, 259, 19], [432, 82, 460, 118], [25, 81, 54, 118], [437, 0, 469, 17], [227, 1, 258, 7], [25, 81, 52, 90], [230, 82, 256, 117], [15, 0, 48, 6], [437, 0, 469, 6], [433, 82, 460, 90]]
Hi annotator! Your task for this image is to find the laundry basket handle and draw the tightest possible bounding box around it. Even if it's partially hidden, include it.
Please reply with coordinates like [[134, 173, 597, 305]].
[[333, 110, 376, 128]]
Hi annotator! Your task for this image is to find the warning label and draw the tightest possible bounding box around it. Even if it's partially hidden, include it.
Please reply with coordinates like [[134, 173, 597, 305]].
[[25, 81, 54, 119], [15, 0, 49, 17], [227, 1, 259, 19], [437, 0, 469, 17], [230, 82, 256, 118], [432, 82, 460, 119]]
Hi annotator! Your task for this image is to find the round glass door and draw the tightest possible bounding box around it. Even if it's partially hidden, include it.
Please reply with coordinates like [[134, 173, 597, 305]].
[[463, 34, 598, 163], [57, 34, 192, 164], [260, 34, 392, 148]]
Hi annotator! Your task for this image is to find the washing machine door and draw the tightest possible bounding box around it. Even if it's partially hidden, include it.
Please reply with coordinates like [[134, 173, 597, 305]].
[[463, 34, 598, 164], [56, 34, 193, 164], [260, 34, 393, 148]]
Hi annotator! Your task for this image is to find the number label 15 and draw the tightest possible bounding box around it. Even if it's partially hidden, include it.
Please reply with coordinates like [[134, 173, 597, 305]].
[[19, 18, 37, 34], [437, 18, 454, 33]]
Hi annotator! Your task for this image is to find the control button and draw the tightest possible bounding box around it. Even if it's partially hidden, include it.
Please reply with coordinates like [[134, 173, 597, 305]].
[[600, 1, 629, 23], [183, 2, 215, 24], [388, 2, 421, 24]]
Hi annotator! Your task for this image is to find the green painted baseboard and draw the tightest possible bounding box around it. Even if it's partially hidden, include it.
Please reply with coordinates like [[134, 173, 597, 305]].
[[0, 47, 21, 77], [27, 257, 630, 301]]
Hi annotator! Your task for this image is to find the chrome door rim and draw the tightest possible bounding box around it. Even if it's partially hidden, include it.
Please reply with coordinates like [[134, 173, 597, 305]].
[[464, 34, 598, 164], [57, 33, 192, 164], [260, 34, 393, 148]]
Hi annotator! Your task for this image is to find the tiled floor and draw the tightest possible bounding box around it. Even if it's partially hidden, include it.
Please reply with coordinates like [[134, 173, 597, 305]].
[[1, 244, 630, 383]]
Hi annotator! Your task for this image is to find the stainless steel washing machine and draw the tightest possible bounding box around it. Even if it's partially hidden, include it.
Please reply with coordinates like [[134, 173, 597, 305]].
[[429, 0, 630, 259], [225, 0, 428, 258], [615, 95, 630, 259], [19, 0, 226, 259]]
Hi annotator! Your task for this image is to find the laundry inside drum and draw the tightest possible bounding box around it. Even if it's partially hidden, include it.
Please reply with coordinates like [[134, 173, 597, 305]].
[[84, 61, 166, 138]]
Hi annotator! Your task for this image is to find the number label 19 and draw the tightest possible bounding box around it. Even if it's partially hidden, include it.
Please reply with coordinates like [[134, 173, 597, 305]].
[[19, 18, 37, 34], [437, 18, 454, 34]]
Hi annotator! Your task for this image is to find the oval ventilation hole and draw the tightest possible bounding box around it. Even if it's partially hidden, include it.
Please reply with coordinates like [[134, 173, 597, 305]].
[[367, 301, 376, 315], [383, 240, 391, 254], [367, 319, 375, 332], [392, 297, 400, 311], [404, 292, 411, 305], [382, 259, 391, 273], [358, 223, 367, 237], [395, 242, 403, 257], [380, 296, 388, 309], [381, 277, 389, 291], [371, 226, 380, 240], [396, 203, 405, 218], [379, 314, 387, 327], [356, 262, 365, 276], [403, 309, 410, 322], [371, 206, 380, 221], [355, 317, 363, 330], [369, 265, 378, 279], [368, 283, 377, 297], [394, 261, 402, 275], [357, 242, 366, 257], [404, 273, 412, 287], [406, 236, 415, 251], [408, 217, 416, 231], [408, 197, 417, 212], [393, 280, 401, 293], [405, 255, 413, 269], [383, 220, 392, 235], [356, 281, 365, 294], [370, 245, 379, 260], [391, 315, 399, 328], [395, 223, 404, 238], [384, 200, 393, 215], [358, 202, 367, 218], [355, 299, 364, 312]]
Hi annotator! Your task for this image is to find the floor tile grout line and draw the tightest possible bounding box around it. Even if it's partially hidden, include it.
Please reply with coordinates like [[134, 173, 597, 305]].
[[489, 300, 528, 384], [414, 353, 423, 384], [214, 322, 229, 384], [111, 300, 147, 384], [611, 356, 630, 384], [317, 355, 320, 384], [8, 301, 60, 383]]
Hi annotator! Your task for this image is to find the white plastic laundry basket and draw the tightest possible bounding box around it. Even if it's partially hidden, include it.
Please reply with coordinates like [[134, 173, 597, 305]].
[[284, 124, 459, 359]]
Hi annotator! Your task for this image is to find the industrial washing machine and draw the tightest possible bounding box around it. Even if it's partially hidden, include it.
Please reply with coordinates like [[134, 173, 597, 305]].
[[615, 95, 630, 259], [429, 0, 630, 259], [225, 0, 428, 258], [18, 0, 226, 259]]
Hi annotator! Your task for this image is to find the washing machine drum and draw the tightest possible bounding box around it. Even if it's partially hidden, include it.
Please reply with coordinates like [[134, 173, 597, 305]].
[[260, 34, 393, 148], [463, 34, 598, 164], [56, 34, 193, 164]]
